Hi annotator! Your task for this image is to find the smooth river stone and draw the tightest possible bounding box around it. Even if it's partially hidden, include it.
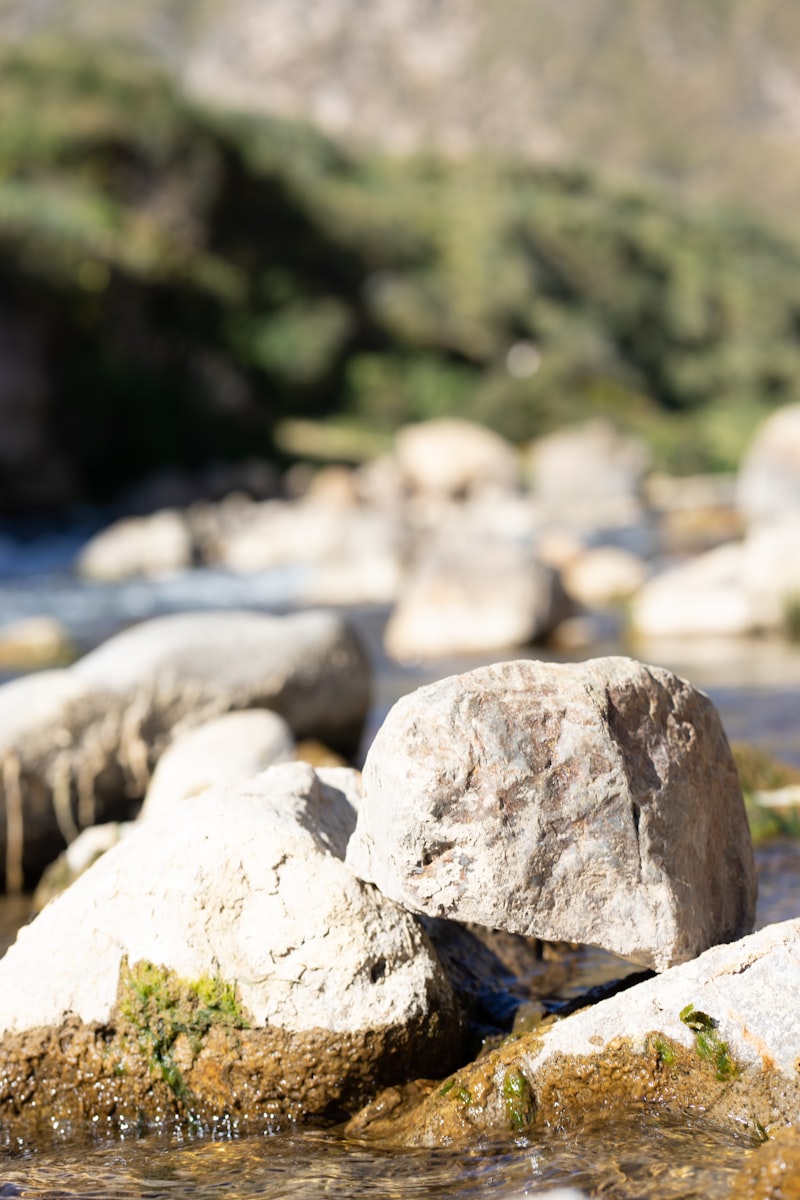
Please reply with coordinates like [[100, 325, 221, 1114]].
[[346, 657, 757, 971]]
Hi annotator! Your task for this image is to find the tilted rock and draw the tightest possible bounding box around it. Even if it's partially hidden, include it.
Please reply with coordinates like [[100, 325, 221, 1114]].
[[0, 763, 461, 1136], [349, 919, 800, 1148], [0, 609, 371, 890], [141, 708, 296, 820], [346, 657, 756, 971]]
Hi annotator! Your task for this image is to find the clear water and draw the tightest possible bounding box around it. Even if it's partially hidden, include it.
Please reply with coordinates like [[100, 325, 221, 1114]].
[[0, 536, 798, 1198]]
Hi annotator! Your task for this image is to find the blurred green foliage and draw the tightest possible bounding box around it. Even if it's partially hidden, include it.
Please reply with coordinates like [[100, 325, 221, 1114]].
[[3, 41, 800, 506]]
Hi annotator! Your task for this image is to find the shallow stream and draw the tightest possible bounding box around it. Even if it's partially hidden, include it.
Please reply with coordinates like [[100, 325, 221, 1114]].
[[0, 548, 798, 1198]]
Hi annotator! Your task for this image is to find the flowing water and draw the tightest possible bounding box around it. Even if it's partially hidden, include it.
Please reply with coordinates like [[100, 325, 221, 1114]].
[[0, 544, 799, 1198]]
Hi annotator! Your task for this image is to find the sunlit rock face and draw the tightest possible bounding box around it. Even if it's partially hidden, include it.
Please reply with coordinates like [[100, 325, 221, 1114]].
[[0, 763, 462, 1134], [347, 656, 757, 971]]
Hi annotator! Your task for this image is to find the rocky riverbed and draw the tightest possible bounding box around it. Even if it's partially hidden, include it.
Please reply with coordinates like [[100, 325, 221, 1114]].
[[2, 411, 800, 1196]]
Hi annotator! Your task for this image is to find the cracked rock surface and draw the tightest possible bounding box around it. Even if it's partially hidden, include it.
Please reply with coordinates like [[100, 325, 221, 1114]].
[[346, 656, 756, 971]]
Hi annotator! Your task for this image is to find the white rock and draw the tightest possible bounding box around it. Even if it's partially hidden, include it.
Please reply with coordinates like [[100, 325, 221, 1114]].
[[631, 542, 755, 638], [72, 608, 371, 754], [394, 418, 520, 498], [141, 709, 296, 819], [526, 919, 800, 1078], [347, 657, 756, 971], [0, 610, 370, 889], [527, 419, 650, 505], [562, 545, 649, 608], [632, 522, 800, 638], [737, 402, 800, 523], [0, 763, 453, 1038], [76, 509, 193, 580], [385, 533, 568, 660]]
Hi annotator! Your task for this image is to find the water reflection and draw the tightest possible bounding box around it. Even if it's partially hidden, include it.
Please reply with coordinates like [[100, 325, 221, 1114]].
[[0, 1113, 757, 1200]]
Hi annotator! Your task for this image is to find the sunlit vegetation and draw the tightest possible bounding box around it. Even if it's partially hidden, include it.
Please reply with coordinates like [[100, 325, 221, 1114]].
[[3, 42, 800, 504]]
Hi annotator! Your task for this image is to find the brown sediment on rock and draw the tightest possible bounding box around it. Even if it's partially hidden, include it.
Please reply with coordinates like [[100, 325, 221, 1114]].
[[728, 1124, 800, 1200], [346, 1030, 800, 1149], [0, 1008, 461, 1144]]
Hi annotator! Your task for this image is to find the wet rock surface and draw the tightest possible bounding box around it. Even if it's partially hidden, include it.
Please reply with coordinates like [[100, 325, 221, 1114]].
[[348, 919, 800, 1148], [0, 763, 461, 1132], [347, 656, 756, 970]]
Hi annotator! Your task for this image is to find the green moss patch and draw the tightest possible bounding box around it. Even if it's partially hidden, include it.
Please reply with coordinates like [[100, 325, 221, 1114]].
[[117, 958, 250, 1101], [679, 1003, 740, 1082], [502, 1068, 536, 1131]]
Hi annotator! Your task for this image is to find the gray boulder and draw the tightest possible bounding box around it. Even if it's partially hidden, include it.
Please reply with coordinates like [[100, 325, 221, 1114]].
[[346, 657, 756, 971], [0, 609, 370, 890], [0, 763, 460, 1134]]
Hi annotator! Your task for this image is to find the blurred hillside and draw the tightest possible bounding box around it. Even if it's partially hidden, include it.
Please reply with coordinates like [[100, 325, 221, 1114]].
[[2, 12, 800, 514], [3, 0, 800, 233]]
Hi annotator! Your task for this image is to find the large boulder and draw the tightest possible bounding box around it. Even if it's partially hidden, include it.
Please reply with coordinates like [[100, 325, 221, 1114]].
[[0, 763, 462, 1137], [350, 919, 800, 1147], [0, 609, 371, 890], [346, 657, 756, 971]]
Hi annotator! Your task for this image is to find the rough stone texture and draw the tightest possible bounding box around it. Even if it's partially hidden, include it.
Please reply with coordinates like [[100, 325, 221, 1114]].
[[349, 919, 800, 1148], [736, 401, 800, 524], [0, 609, 371, 891], [0, 763, 461, 1132], [393, 418, 520, 499], [76, 509, 194, 580], [141, 708, 296, 819], [385, 534, 569, 660], [32, 820, 134, 911], [347, 657, 756, 970]]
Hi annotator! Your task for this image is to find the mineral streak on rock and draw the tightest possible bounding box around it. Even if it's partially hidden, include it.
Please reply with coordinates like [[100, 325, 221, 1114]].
[[346, 656, 756, 970]]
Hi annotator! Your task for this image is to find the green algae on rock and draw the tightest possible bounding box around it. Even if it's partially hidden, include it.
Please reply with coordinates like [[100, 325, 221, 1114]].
[[0, 764, 463, 1136], [117, 959, 251, 1103], [346, 920, 800, 1149]]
